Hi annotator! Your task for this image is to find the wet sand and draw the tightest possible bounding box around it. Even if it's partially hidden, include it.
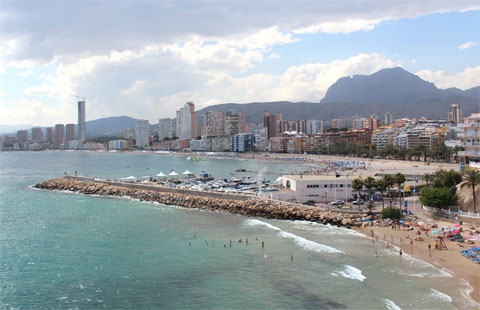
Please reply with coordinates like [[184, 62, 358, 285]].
[[354, 222, 480, 303]]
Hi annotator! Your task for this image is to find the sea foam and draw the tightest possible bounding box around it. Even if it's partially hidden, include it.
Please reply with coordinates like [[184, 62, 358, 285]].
[[245, 219, 344, 254], [428, 288, 453, 303], [330, 265, 366, 281], [383, 298, 402, 310]]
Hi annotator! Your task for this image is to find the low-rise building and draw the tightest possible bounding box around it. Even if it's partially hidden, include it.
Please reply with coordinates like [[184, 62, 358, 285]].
[[271, 175, 354, 203]]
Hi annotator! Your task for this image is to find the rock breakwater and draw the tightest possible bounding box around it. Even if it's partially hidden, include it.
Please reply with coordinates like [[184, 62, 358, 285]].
[[34, 178, 376, 227]]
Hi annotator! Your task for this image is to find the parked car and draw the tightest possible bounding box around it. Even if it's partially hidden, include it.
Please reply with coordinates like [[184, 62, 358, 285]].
[[303, 200, 316, 206], [352, 199, 364, 205], [330, 200, 345, 206]]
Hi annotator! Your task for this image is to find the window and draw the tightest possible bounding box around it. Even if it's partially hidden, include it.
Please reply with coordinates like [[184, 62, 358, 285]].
[[324, 185, 328, 188]]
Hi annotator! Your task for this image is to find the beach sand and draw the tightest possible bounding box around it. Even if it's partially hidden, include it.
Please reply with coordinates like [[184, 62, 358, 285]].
[[354, 218, 480, 303]]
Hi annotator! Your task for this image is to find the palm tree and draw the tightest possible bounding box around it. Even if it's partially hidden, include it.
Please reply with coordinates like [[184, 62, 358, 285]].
[[375, 179, 387, 210], [461, 169, 480, 213], [383, 174, 395, 205], [423, 173, 432, 187], [364, 177, 376, 202], [394, 172, 406, 208], [351, 178, 364, 200]]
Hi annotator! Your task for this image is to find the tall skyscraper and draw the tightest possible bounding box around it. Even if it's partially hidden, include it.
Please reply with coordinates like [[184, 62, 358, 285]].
[[262, 111, 277, 139], [78, 100, 86, 141], [32, 127, 44, 142], [306, 120, 323, 135], [16, 130, 28, 142], [135, 119, 150, 148], [448, 104, 461, 124], [66, 123, 76, 141], [205, 111, 225, 136], [158, 118, 173, 140], [46, 127, 54, 144], [55, 124, 65, 149], [225, 111, 245, 136], [385, 112, 393, 125], [175, 102, 197, 139]]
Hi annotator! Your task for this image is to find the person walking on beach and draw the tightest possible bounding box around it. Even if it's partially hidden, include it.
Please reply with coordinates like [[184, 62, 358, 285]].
[[428, 244, 431, 251], [399, 249, 403, 256]]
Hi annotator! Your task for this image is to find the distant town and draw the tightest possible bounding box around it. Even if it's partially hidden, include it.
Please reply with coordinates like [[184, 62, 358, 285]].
[[1, 100, 479, 170]]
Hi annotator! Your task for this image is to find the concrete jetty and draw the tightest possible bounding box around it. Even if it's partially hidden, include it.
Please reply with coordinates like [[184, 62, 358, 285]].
[[34, 177, 377, 227]]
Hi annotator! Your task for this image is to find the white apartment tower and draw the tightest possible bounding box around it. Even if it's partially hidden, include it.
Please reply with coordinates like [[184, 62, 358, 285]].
[[306, 120, 323, 135], [158, 118, 173, 140], [135, 119, 150, 148], [78, 100, 86, 141], [176, 102, 197, 139], [448, 104, 461, 124]]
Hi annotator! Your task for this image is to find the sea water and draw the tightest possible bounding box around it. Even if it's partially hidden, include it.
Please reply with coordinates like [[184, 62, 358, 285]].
[[0, 151, 477, 309]]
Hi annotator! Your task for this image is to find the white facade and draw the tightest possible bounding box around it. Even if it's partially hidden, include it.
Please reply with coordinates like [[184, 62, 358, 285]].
[[175, 102, 196, 139], [135, 120, 150, 148], [272, 175, 354, 203], [158, 118, 173, 140], [109, 140, 126, 150], [77, 100, 86, 141], [306, 120, 323, 135]]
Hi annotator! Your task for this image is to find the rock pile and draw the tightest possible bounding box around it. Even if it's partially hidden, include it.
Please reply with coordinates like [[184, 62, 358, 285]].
[[35, 178, 377, 227]]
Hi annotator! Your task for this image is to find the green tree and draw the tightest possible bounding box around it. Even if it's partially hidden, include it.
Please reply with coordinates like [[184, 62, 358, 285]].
[[422, 173, 432, 187], [375, 179, 387, 210], [419, 187, 458, 210], [363, 177, 376, 201], [394, 172, 406, 208], [381, 206, 402, 220], [460, 169, 480, 213], [351, 178, 364, 201], [383, 174, 395, 205]]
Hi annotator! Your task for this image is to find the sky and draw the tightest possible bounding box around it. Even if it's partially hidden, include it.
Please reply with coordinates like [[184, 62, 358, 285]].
[[0, 0, 479, 127]]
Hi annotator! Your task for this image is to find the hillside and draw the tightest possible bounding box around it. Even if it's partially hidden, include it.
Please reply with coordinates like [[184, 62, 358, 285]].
[[198, 67, 479, 123]]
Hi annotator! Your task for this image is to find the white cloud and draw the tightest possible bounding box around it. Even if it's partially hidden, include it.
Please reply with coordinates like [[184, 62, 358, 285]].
[[268, 52, 280, 60], [417, 65, 480, 89], [0, 89, 6, 96], [294, 18, 381, 34], [18, 69, 34, 77], [458, 41, 478, 50]]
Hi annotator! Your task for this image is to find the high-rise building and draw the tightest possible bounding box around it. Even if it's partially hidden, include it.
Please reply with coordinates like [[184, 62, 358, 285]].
[[262, 111, 277, 139], [16, 130, 28, 142], [362, 117, 382, 130], [135, 120, 150, 148], [31, 127, 44, 142], [225, 111, 245, 136], [54, 124, 65, 149], [306, 120, 323, 135], [66, 123, 76, 141], [331, 119, 346, 129], [46, 127, 54, 144], [385, 112, 393, 125], [448, 104, 461, 124], [158, 118, 173, 140], [175, 102, 197, 139], [234, 133, 254, 152], [78, 100, 86, 141], [205, 111, 225, 136]]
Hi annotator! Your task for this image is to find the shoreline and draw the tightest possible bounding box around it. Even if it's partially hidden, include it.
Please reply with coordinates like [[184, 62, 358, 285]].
[[353, 225, 480, 303]]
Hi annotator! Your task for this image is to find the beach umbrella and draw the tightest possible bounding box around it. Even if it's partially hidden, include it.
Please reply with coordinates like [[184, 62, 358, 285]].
[[418, 221, 425, 226], [465, 236, 473, 239], [182, 170, 193, 175], [169, 171, 179, 176], [451, 230, 460, 234], [454, 224, 461, 227], [431, 230, 440, 234], [156, 172, 166, 177], [399, 220, 405, 224], [362, 219, 371, 222]]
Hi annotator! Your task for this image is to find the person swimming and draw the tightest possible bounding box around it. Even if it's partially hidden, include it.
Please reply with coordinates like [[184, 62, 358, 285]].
[[374, 250, 378, 257]]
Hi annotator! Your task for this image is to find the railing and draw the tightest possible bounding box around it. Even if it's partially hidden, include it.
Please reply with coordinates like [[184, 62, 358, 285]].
[[422, 205, 480, 219]]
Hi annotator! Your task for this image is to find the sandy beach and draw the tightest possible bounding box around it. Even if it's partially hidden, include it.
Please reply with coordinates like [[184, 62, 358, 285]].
[[354, 214, 480, 303]]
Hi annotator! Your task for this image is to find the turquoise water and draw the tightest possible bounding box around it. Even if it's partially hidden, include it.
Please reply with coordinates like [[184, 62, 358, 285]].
[[0, 151, 477, 309]]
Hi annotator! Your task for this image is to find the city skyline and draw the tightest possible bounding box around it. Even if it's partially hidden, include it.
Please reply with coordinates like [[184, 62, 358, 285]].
[[0, 1, 479, 126]]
